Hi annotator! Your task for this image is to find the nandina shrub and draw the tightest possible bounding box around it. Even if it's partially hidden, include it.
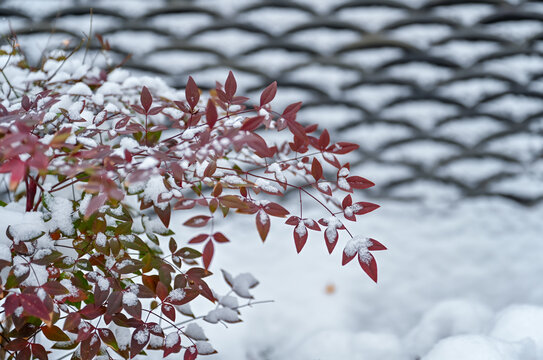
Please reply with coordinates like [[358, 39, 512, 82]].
[[0, 42, 385, 360]]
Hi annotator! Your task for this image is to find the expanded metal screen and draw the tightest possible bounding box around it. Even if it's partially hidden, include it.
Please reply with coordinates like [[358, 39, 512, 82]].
[[2, 0, 543, 204]]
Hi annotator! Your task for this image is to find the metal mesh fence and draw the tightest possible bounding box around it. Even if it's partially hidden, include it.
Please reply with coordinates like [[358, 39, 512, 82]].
[[2, 0, 543, 204]]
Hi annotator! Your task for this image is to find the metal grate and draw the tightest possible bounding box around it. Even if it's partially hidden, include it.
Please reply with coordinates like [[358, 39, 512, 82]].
[[2, 0, 543, 204]]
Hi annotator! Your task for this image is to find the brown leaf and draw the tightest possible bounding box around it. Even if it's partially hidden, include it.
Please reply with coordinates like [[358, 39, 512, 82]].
[[41, 325, 70, 341]]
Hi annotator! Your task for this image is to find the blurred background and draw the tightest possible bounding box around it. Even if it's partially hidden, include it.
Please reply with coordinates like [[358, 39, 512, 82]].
[[2, 0, 543, 359]]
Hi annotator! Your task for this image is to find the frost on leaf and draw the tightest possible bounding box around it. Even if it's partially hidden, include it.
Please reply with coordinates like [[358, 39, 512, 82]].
[[221, 270, 259, 299], [204, 307, 240, 323], [342, 236, 386, 282], [196, 341, 216, 355], [163, 332, 181, 357], [130, 326, 150, 358], [319, 217, 345, 254], [185, 323, 207, 341]]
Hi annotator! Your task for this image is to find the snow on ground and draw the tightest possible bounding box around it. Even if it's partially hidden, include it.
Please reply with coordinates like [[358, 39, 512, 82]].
[[167, 197, 543, 360]]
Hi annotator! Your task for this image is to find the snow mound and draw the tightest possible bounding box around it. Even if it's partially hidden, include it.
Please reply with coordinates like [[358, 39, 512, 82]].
[[490, 305, 543, 358], [405, 299, 493, 357], [422, 335, 536, 360], [289, 330, 402, 360]]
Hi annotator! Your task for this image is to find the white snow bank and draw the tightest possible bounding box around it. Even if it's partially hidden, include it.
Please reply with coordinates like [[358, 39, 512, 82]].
[[490, 305, 543, 358], [288, 330, 402, 360], [422, 335, 536, 360], [405, 299, 493, 357]]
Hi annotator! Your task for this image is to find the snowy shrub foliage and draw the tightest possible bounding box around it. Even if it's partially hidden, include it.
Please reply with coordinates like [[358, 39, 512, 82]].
[[0, 40, 383, 360]]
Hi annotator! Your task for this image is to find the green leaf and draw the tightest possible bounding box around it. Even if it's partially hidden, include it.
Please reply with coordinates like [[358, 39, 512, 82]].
[[52, 341, 78, 350], [114, 221, 132, 236], [176, 247, 202, 259], [33, 249, 62, 265]]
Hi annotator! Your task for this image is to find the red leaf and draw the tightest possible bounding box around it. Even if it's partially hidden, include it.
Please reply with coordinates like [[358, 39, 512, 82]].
[[342, 249, 356, 266], [184, 346, 198, 360], [189, 234, 209, 244], [22, 95, 31, 111], [5, 338, 27, 351], [80, 334, 100, 360], [368, 238, 387, 251], [31, 344, 48, 360], [304, 218, 321, 231], [206, 99, 217, 129], [311, 158, 323, 181], [287, 118, 308, 143], [263, 202, 289, 217], [323, 153, 341, 169], [130, 325, 150, 359], [115, 115, 130, 129], [216, 88, 228, 103], [140, 86, 152, 113], [106, 291, 122, 316], [347, 176, 375, 190], [3, 294, 20, 316], [183, 215, 211, 228], [154, 203, 171, 228], [148, 106, 164, 115], [293, 224, 308, 253], [260, 81, 277, 106], [256, 210, 270, 242], [319, 130, 330, 149], [132, 104, 146, 115], [147, 322, 164, 337], [20, 294, 51, 324], [185, 76, 200, 109], [285, 216, 300, 226], [342, 195, 352, 209], [244, 133, 275, 157], [163, 332, 182, 357], [240, 116, 265, 131], [167, 288, 200, 306], [162, 303, 176, 322], [0, 158, 25, 191], [202, 240, 214, 269], [282, 102, 303, 121], [174, 100, 191, 113], [353, 202, 380, 215], [63, 312, 81, 331], [359, 253, 378, 283], [225, 71, 237, 101], [156, 281, 169, 301], [213, 232, 229, 243], [42, 281, 69, 296], [231, 96, 249, 105], [85, 194, 107, 219], [16, 346, 31, 360], [80, 304, 106, 320], [174, 199, 195, 210], [328, 142, 359, 154], [123, 298, 142, 319], [324, 227, 339, 254]]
